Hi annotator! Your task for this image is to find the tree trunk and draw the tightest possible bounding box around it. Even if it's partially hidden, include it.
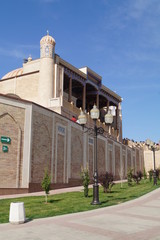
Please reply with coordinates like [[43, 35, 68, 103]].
[[45, 194, 48, 203]]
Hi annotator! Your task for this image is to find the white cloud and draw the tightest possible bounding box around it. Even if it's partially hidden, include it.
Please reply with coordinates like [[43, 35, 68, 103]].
[[102, 0, 160, 30], [18, 44, 39, 50], [0, 43, 38, 59], [127, 0, 154, 19], [0, 47, 24, 59]]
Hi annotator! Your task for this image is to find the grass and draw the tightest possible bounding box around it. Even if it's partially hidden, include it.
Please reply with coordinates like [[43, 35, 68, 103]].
[[0, 179, 159, 224]]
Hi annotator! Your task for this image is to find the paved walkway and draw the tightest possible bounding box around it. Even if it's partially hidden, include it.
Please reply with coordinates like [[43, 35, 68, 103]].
[[0, 186, 160, 240]]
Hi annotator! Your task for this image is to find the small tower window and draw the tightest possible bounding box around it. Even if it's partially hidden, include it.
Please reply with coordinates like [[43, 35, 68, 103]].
[[45, 45, 49, 56]]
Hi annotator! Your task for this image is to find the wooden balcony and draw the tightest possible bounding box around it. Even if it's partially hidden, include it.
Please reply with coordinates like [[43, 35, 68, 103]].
[[62, 98, 119, 141]]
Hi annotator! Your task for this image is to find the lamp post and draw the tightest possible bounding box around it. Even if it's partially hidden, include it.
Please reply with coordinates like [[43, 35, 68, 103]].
[[78, 105, 114, 205], [145, 139, 157, 185]]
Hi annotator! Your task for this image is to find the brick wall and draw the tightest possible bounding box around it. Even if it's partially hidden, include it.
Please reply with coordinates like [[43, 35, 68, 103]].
[[0, 103, 25, 188], [144, 150, 160, 173], [97, 139, 105, 175], [88, 144, 93, 179], [31, 110, 52, 183], [71, 127, 83, 179], [0, 97, 145, 194], [115, 145, 120, 179]]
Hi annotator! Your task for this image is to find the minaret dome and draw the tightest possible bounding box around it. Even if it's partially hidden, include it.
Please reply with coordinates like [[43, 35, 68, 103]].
[[40, 31, 56, 58]]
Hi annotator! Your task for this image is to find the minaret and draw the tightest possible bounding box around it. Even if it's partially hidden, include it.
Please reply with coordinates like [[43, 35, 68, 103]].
[[38, 31, 56, 107]]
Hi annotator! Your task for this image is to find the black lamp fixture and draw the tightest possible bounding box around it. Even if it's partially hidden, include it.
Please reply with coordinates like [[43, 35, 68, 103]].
[[145, 139, 157, 185], [78, 104, 114, 205]]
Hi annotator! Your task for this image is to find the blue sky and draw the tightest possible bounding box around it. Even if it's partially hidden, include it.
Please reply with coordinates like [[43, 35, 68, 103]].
[[0, 0, 160, 143]]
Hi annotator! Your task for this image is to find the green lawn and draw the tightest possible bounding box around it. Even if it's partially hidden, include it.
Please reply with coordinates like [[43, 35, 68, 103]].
[[0, 180, 159, 224]]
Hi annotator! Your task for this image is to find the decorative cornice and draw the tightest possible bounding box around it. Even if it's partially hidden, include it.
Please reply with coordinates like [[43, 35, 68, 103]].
[[59, 57, 87, 79]]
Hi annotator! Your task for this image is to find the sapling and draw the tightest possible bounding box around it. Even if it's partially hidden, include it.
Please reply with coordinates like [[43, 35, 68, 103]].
[[127, 168, 133, 186], [41, 168, 51, 203], [81, 165, 90, 197]]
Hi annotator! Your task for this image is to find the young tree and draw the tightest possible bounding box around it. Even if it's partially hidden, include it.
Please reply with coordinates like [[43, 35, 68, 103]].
[[127, 168, 133, 186], [41, 168, 51, 203], [81, 165, 90, 197]]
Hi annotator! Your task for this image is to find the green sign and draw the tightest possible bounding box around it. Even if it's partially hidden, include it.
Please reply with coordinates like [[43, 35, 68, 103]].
[[1, 136, 11, 144], [2, 145, 8, 153]]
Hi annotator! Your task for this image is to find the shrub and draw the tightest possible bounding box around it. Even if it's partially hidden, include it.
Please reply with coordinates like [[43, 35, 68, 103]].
[[137, 170, 143, 180], [148, 169, 153, 182], [127, 168, 133, 186], [81, 166, 90, 197], [99, 172, 115, 193], [41, 168, 51, 203], [132, 171, 143, 184]]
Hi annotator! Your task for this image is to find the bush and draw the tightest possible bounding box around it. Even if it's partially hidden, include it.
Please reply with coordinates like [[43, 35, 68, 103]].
[[137, 170, 143, 180], [81, 166, 90, 197], [132, 171, 143, 184], [99, 172, 115, 193], [127, 169, 143, 185], [148, 169, 153, 182], [41, 168, 51, 203]]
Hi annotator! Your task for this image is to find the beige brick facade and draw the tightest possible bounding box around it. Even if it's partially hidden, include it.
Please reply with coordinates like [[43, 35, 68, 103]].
[[0, 102, 25, 189], [144, 150, 160, 173], [0, 95, 145, 195]]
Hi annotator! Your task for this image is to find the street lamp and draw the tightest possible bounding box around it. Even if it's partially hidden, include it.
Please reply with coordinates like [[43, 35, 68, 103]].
[[78, 104, 114, 205], [145, 139, 157, 185]]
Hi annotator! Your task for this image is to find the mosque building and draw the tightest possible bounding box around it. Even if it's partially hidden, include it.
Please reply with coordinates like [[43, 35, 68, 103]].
[[0, 32, 144, 195]]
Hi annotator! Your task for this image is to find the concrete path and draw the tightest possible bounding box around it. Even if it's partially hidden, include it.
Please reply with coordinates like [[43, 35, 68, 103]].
[[0, 187, 160, 240]]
